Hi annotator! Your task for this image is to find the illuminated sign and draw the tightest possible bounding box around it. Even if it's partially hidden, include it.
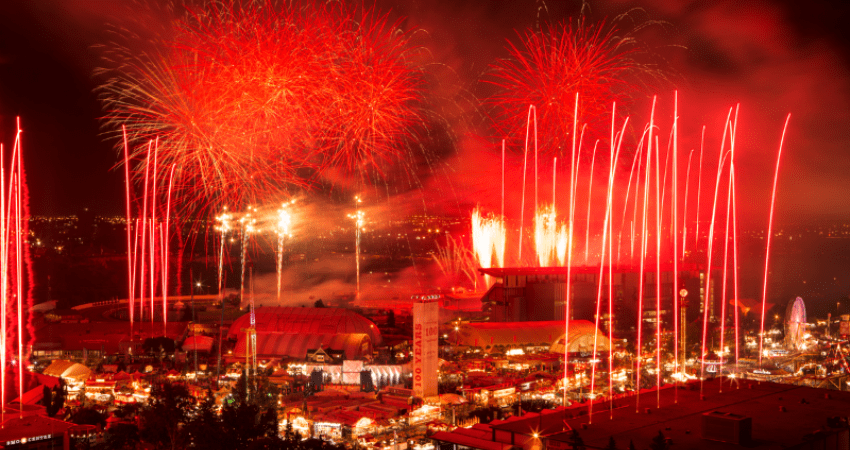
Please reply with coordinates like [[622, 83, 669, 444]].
[[413, 301, 439, 398], [492, 387, 516, 398], [753, 369, 771, 375], [6, 434, 57, 446]]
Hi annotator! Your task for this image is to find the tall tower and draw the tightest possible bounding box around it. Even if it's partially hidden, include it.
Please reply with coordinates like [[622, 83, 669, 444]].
[[412, 299, 439, 399]]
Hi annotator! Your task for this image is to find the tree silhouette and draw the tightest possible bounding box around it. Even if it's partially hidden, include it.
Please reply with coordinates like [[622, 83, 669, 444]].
[[140, 382, 193, 449], [649, 431, 669, 450], [568, 430, 585, 450]]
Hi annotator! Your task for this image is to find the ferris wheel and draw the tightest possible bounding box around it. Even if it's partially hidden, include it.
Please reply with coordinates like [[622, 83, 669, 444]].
[[785, 297, 807, 351]]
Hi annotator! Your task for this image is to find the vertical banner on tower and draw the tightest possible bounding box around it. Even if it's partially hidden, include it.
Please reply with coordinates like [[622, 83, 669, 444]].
[[412, 300, 439, 399]]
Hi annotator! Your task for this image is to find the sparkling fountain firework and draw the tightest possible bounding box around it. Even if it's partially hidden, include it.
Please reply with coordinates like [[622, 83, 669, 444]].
[[275, 202, 294, 302], [534, 205, 568, 267], [348, 197, 365, 299], [471, 207, 506, 289]]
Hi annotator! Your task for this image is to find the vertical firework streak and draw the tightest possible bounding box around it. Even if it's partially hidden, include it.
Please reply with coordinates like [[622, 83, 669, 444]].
[[162, 164, 175, 335], [700, 107, 735, 396], [149, 140, 158, 327], [584, 142, 597, 263], [139, 143, 151, 325], [239, 211, 256, 309], [1, 141, 7, 419], [636, 98, 655, 412], [518, 106, 537, 264], [276, 203, 293, 302], [655, 131, 662, 408], [672, 92, 679, 403], [589, 105, 625, 421], [719, 107, 738, 390], [502, 140, 506, 225], [617, 143, 643, 262], [731, 168, 740, 375], [681, 149, 694, 258], [15, 147, 23, 414], [349, 198, 364, 297], [123, 128, 135, 341], [563, 94, 579, 407], [759, 115, 791, 365], [0, 120, 33, 419], [694, 127, 705, 249], [718, 166, 732, 391], [215, 209, 232, 385]]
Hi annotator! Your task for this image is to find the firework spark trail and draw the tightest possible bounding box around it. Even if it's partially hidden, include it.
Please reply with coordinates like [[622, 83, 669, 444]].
[[351, 200, 364, 297], [133, 219, 140, 327], [501, 140, 505, 226], [682, 149, 694, 258], [518, 105, 537, 264], [636, 97, 656, 412], [584, 142, 597, 263], [731, 168, 740, 375], [215, 209, 232, 385], [672, 92, 679, 404], [654, 127, 662, 408], [719, 164, 732, 392], [239, 210, 255, 308], [123, 128, 135, 340], [563, 93, 579, 408], [0, 120, 33, 420], [433, 235, 478, 289], [162, 164, 176, 335], [759, 115, 791, 365], [276, 203, 293, 302], [695, 127, 705, 249], [15, 160, 23, 414], [700, 107, 736, 397], [1, 142, 7, 420], [719, 106, 739, 389], [150, 139, 158, 327], [617, 143, 643, 262], [140, 143, 151, 324], [589, 105, 626, 422], [608, 119, 618, 419]]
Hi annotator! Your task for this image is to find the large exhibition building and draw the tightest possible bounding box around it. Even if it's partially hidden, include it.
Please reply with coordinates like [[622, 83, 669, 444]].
[[228, 306, 382, 361]]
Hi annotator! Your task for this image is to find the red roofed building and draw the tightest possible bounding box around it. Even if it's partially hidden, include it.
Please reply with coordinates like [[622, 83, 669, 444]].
[[228, 307, 381, 360], [0, 415, 75, 450]]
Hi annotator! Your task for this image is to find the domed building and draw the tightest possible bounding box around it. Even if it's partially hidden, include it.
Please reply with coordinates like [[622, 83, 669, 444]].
[[228, 306, 381, 361]]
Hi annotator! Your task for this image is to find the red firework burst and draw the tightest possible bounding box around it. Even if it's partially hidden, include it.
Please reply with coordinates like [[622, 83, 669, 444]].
[[487, 17, 660, 155], [314, 6, 426, 181], [99, 1, 427, 215]]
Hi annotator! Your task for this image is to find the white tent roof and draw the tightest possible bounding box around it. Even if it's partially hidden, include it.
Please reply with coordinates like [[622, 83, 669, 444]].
[[43, 359, 92, 380], [549, 321, 610, 354]]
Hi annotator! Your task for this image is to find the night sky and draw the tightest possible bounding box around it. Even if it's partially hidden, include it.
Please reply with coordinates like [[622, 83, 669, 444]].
[[0, 0, 849, 226]]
